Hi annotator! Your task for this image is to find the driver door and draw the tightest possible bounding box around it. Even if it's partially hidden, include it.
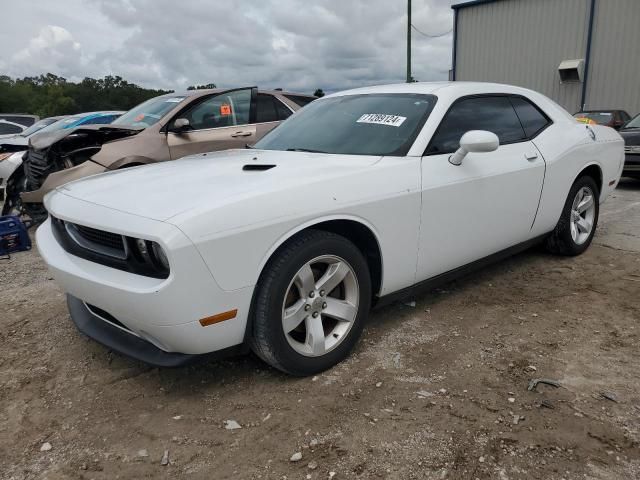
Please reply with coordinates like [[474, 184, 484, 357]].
[[416, 95, 546, 281], [167, 88, 256, 160]]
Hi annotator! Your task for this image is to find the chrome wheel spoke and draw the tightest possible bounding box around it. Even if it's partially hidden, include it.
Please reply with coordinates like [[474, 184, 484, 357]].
[[305, 315, 326, 355], [576, 217, 592, 234], [316, 261, 349, 295], [283, 299, 307, 333], [577, 194, 593, 213], [294, 264, 315, 296], [323, 297, 357, 323], [570, 220, 578, 241]]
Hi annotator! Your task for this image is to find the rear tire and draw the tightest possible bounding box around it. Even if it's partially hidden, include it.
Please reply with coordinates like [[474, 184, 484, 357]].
[[545, 175, 599, 256], [1, 169, 27, 217], [250, 230, 371, 376]]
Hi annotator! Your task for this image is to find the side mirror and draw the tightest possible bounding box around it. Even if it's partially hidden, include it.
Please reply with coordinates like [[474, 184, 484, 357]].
[[449, 130, 499, 166], [172, 118, 191, 133]]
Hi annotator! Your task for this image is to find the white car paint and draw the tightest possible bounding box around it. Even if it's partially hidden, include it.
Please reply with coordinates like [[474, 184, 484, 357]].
[[36, 82, 624, 359], [0, 150, 25, 199]]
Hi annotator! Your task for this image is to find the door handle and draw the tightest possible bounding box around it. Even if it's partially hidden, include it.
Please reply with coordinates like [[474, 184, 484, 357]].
[[524, 151, 538, 161], [231, 131, 252, 138]]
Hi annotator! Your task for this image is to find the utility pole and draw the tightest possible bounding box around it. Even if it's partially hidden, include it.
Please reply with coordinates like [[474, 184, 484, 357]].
[[406, 0, 412, 83]]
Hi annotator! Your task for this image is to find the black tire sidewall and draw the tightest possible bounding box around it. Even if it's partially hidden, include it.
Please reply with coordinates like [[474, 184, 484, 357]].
[[252, 231, 371, 375]]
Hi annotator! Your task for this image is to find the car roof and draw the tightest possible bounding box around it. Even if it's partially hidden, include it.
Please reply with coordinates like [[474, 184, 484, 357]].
[[71, 111, 124, 117], [158, 88, 315, 100], [326, 81, 550, 98]]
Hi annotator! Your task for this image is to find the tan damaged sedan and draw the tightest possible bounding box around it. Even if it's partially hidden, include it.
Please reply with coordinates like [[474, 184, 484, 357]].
[[20, 87, 315, 219]]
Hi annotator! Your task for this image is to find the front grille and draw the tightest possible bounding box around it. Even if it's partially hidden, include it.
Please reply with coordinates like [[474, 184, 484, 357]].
[[74, 224, 125, 252], [624, 145, 640, 154]]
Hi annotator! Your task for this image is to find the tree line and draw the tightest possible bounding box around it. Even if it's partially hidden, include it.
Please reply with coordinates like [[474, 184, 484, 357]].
[[0, 74, 172, 118], [0, 74, 325, 119]]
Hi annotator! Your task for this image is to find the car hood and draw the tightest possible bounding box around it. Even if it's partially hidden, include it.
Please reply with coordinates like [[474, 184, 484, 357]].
[[620, 129, 640, 146], [29, 125, 141, 151], [0, 135, 28, 150], [55, 149, 383, 222]]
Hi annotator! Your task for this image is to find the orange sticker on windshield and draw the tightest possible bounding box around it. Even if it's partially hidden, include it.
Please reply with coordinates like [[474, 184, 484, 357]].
[[220, 104, 232, 116], [134, 114, 145, 122]]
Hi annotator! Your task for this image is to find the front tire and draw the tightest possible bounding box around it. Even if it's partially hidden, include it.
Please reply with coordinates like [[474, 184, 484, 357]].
[[250, 230, 371, 376], [545, 175, 599, 256]]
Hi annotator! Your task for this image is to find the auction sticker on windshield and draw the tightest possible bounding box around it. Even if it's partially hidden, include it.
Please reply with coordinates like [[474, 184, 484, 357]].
[[357, 114, 407, 127]]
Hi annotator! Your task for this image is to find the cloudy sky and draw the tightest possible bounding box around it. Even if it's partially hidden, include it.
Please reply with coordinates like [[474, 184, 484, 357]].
[[0, 0, 456, 94]]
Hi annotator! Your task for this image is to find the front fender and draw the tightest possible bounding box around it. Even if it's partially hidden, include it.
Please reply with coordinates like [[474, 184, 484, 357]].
[[255, 214, 384, 280]]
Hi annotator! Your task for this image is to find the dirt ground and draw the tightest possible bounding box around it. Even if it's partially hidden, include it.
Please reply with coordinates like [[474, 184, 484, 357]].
[[1, 180, 639, 480]]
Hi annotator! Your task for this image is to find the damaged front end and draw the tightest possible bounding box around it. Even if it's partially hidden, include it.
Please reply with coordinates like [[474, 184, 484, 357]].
[[21, 126, 140, 221]]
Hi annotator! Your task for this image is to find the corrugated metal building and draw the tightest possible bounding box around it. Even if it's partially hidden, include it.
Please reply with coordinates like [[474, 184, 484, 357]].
[[451, 0, 640, 115]]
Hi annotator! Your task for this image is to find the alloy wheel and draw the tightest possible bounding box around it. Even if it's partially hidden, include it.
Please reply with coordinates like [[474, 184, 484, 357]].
[[282, 255, 359, 357], [570, 186, 596, 245]]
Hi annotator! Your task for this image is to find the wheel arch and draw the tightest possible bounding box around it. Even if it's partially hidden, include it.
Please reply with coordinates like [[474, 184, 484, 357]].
[[243, 215, 384, 345], [257, 215, 385, 299], [107, 156, 155, 170], [574, 162, 603, 195]]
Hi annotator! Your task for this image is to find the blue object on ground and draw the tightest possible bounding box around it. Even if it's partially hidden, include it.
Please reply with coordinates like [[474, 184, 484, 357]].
[[0, 215, 31, 256]]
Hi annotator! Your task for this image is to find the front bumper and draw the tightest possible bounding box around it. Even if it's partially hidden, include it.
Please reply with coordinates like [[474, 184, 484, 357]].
[[21, 160, 106, 204], [67, 295, 202, 367], [36, 195, 255, 361]]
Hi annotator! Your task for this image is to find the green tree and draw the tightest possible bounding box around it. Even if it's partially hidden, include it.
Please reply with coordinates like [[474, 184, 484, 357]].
[[313, 88, 325, 98], [0, 73, 173, 117], [187, 83, 217, 90]]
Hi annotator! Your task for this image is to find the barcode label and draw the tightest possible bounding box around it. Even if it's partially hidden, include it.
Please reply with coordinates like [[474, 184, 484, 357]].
[[357, 114, 407, 127]]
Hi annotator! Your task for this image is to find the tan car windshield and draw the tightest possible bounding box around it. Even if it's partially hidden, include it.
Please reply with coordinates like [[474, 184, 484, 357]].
[[113, 96, 186, 128]]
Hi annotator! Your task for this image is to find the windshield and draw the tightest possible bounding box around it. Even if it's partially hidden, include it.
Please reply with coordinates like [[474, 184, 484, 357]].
[[574, 112, 613, 125], [19, 118, 58, 137], [254, 93, 437, 156], [623, 114, 640, 129], [112, 95, 186, 128]]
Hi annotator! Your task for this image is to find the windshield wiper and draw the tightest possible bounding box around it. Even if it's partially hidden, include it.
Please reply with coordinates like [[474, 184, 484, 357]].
[[286, 148, 327, 153]]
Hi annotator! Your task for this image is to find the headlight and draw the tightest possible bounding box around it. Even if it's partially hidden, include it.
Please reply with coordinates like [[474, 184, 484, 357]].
[[151, 242, 170, 270], [130, 238, 170, 276]]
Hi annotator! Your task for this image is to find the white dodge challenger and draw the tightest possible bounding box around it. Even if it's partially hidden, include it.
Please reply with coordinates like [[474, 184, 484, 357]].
[[36, 82, 624, 375]]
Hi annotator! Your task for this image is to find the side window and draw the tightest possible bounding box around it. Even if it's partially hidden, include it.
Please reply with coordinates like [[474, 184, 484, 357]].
[[256, 94, 279, 123], [0, 122, 23, 135], [178, 89, 251, 130], [510, 97, 551, 138], [426, 96, 526, 155]]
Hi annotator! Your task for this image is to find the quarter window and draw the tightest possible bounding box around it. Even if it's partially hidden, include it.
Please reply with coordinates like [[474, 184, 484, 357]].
[[510, 97, 551, 138], [284, 94, 316, 108], [426, 96, 526, 155], [177, 89, 251, 130], [256, 94, 280, 123]]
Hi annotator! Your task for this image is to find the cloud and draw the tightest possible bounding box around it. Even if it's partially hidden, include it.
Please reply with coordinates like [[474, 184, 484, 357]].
[[2, 1, 455, 94], [9, 25, 85, 79]]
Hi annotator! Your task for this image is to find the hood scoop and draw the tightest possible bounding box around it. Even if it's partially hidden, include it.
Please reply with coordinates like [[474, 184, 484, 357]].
[[242, 164, 276, 171]]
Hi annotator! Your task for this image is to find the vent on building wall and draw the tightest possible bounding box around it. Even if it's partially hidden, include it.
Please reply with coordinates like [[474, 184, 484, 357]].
[[558, 59, 585, 83]]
